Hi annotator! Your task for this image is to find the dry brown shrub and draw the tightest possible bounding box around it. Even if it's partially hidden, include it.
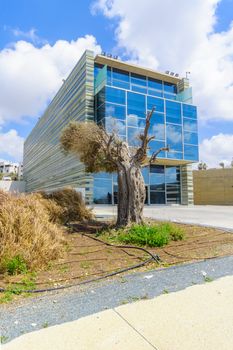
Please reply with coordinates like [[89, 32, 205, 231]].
[[0, 192, 65, 272], [42, 188, 93, 224]]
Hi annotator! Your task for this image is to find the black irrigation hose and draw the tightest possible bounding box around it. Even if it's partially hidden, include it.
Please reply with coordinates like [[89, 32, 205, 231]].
[[0, 257, 154, 294], [0, 224, 161, 294]]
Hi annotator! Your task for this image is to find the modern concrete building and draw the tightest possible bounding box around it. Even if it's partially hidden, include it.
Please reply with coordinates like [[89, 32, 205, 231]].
[[24, 50, 199, 204]]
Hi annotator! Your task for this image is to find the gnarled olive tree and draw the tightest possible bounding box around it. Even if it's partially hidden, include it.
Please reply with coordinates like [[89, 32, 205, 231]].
[[60, 109, 168, 227]]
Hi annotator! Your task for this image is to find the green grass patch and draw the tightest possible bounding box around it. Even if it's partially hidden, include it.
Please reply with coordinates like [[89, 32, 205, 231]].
[[0, 273, 36, 304], [2, 255, 28, 275], [100, 222, 184, 248]]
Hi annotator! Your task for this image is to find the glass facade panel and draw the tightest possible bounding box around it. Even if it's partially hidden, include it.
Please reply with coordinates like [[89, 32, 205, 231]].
[[166, 100, 181, 124], [106, 103, 126, 120], [127, 92, 146, 118], [93, 178, 112, 204], [166, 124, 182, 152], [184, 131, 198, 145], [112, 68, 130, 82], [183, 104, 197, 119], [148, 89, 163, 97], [127, 127, 143, 147], [184, 145, 199, 161], [150, 191, 166, 204], [106, 86, 125, 105], [105, 117, 126, 135], [149, 113, 165, 140], [127, 115, 146, 128], [148, 140, 166, 158], [164, 82, 177, 94], [147, 96, 164, 113], [148, 78, 162, 91], [183, 118, 198, 132], [141, 167, 149, 184], [131, 73, 147, 86]]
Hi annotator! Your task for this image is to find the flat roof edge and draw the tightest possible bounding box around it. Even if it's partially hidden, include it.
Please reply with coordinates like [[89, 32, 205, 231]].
[[95, 55, 182, 84]]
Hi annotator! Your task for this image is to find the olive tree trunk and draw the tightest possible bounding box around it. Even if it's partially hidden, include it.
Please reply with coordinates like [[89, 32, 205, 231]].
[[116, 164, 145, 227]]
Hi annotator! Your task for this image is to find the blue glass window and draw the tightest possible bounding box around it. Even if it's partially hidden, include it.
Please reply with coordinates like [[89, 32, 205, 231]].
[[148, 89, 163, 97], [127, 92, 146, 118], [112, 68, 129, 82], [164, 93, 176, 100], [94, 64, 104, 77], [106, 86, 125, 105], [164, 82, 177, 94], [184, 145, 199, 161], [127, 127, 143, 147], [96, 88, 105, 107], [166, 124, 182, 151], [132, 85, 147, 94], [106, 103, 126, 120], [167, 151, 183, 160], [127, 115, 146, 128], [150, 191, 166, 204], [141, 167, 149, 184], [147, 96, 164, 113], [166, 100, 181, 124], [165, 166, 180, 184], [148, 78, 162, 91], [131, 73, 147, 86], [93, 178, 112, 204], [107, 68, 112, 85], [148, 140, 166, 158], [112, 68, 130, 89], [183, 118, 198, 132], [105, 118, 126, 135], [150, 165, 165, 191], [96, 104, 105, 123], [149, 113, 165, 140], [183, 104, 197, 119], [184, 131, 198, 145]]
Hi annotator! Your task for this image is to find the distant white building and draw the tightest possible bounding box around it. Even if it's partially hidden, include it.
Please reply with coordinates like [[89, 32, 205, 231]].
[[0, 161, 20, 175]]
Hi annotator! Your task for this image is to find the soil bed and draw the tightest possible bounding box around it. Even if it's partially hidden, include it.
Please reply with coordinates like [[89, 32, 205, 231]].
[[1, 220, 233, 303]]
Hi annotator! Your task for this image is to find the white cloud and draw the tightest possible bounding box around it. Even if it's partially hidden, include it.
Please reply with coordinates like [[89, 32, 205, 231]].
[[0, 35, 101, 125], [0, 130, 24, 161], [199, 133, 233, 168], [94, 0, 233, 122]]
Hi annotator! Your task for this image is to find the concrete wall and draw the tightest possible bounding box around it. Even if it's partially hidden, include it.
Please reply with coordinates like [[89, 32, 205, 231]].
[[181, 164, 194, 205], [193, 168, 233, 205], [0, 181, 25, 193]]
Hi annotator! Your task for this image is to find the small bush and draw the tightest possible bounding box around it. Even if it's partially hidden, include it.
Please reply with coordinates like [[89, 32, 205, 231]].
[[3, 255, 28, 275], [112, 222, 184, 247], [41, 188, 93, 224], [0, 192, 65, 273]]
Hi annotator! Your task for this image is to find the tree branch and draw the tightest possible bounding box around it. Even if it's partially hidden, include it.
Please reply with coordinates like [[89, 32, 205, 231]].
[[133, 107, 155, 164], [149, 147, 170, 164]]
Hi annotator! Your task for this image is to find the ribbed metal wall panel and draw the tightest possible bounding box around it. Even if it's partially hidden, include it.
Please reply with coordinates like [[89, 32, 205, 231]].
[[24, 50, 94, 202]]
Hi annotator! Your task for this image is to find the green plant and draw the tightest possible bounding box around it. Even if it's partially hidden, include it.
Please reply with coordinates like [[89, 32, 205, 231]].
[[113, 223, 184, 248], [42, 322, 49, 328], [80, 261, 92, 269], [3, 255, 28, 275], [0, 335, 8, 344], [204, 276, 213, 283]]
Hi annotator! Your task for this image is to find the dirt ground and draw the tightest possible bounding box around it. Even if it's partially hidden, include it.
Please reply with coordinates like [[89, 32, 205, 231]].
[[1, 220, 233, 297]]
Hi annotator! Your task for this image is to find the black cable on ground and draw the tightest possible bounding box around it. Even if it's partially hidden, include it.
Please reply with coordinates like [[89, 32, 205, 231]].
[[0, 224, 161, 294]]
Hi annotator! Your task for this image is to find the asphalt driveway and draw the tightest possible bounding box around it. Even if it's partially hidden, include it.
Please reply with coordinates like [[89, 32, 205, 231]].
[[92, 205, 233, 231]]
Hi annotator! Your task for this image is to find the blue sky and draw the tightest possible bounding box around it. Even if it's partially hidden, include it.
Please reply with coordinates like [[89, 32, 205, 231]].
[[0, 0, 233, 167]]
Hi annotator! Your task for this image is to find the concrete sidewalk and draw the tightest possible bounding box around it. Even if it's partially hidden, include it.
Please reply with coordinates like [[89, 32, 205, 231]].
[[92, 205, 233, 231], [3, 276, 233, 350]]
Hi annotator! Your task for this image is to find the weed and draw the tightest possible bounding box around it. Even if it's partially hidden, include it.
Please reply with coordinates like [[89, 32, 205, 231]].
[[204, 276, 214, 283], [59, 265, 69, 273], [163, 289, 169, 294], [109, 223, 184, 248], [0, 335, 8, 344], [3, 255, 28, 275], [42, 322, 49, 328], [80, 261, 92, 269]]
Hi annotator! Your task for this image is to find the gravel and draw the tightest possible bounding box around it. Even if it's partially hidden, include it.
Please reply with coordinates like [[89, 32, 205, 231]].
[[1, 255, 233, 343]]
